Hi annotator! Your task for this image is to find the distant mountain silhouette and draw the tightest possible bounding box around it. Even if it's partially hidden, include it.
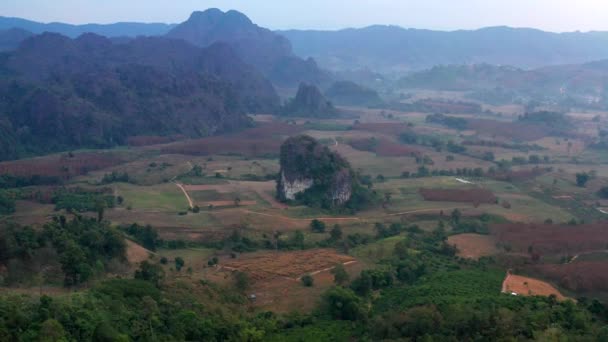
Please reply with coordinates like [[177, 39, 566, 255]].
[[0, 32, 280, 160], [167, 9, 330, 87], [325, 81, 383, 107], [0, 28, 32, 51], [282, 83, 338, 117], [0, 16, 175, 37], [398, 62, 608, 108], [280, 26, 608, 73]]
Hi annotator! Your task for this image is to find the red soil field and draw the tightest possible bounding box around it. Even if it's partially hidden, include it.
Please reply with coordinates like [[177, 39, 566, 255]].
[[349, 138, 420, 157], [221, 249, 355, 281], [0, 152, 128, 178], [127, 135, 186, 146], [491, 223, 608, 255], [502, 273, 567, 300], [352, 122, 410, 136], [159, 122, 305, 157], [531, 261, 608, 293], [448, 233, 499, 259], [417, 99, 481, 113], [419, 188, 497, 204], [468, 119, 547, 141], [491, 167, 549, 181]]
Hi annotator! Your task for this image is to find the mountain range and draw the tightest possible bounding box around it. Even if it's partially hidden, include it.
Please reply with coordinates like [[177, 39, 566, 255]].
[[5, 13, 608, 76], [399, 62, 608, 108], [0, 32, 280, 160], [279, 26, 608, 73], [0, 16, 175, 38]]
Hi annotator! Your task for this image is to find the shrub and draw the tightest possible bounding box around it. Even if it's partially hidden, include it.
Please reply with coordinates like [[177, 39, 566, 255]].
[[301, 274, 314, 287]]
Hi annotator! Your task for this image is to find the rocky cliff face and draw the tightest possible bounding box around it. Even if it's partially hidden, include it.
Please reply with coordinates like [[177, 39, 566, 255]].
[[167, 9, 331, 87], [277, 135, 353, 207], [282, 83, 339, 118]]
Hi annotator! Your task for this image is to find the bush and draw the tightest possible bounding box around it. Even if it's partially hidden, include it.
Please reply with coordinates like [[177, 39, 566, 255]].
[[310, 219, 326, 233], [322, 287, 366, 321], [301, 274, 314, 287]]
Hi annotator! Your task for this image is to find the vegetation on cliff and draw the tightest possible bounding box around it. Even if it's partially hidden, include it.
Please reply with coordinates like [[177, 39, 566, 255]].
[[277, 135, 376, 211]]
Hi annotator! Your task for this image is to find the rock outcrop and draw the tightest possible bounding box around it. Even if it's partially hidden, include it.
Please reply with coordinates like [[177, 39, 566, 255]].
[[277, 135, 353, 207], [282, 83, 339, 118], [325, 81, 384, 107], [167, 9, 330, 87]]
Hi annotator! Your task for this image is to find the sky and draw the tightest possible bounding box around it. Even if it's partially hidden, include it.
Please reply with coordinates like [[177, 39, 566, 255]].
[[1, 0, 607, 32]]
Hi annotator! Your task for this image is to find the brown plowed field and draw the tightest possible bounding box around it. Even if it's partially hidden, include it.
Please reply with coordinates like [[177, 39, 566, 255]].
[[419, 188, 497, 204], [532, 261, 608, 293], [222, 249, 355, 281], [159, 122, 305, 157], [502, 273, 567, 300], [468, 119, 547, 141], [352, 123, 410, 136], [349, 138, 420, 157], [0, 152, 127, 178], [491, 223, 608, 255], [448, 234, 499, 259]]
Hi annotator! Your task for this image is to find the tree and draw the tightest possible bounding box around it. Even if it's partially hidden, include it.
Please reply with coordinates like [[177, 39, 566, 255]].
[[576, 173, 590, 187], [301, 274, 314, 287], [310, 219, 326, 233], [39, 319, 66, 342], [234, 271, 250, 292], [191, 164, 203, 177], [598, 186, 608, 199], [292, 230, 305, 249], [175, 257, 185, 272], [394, 240, 409, 260], [450, 209, 462, 225], [95, 200, 106, 223], [322, 286, 366, 321], [331, 263, 349, 286], [135, 261, 165, 287], [330, 224, 343, 241]]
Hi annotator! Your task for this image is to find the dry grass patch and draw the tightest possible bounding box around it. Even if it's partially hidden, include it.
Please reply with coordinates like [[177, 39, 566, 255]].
[[448, 234, 499, 259]]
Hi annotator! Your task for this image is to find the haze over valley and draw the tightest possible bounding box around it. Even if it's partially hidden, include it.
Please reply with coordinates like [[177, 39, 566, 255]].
[[1, 3, 608, 341]]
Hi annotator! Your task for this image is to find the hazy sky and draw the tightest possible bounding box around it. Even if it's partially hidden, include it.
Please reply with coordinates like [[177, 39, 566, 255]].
[[1, 0, 607, 32]]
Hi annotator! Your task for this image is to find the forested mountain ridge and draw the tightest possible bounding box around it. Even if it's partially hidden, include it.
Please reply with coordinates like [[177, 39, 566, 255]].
[[167, 9, 331, 87], [0, 32, 280, 160], [398, 62, 608, 107], [0, 15, 175, 37], [0, 28, 32, 51], [280, 25, 608, 73]]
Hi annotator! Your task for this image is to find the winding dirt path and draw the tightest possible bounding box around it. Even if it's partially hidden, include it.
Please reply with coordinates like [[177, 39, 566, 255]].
[[174, 182, 193, 209]]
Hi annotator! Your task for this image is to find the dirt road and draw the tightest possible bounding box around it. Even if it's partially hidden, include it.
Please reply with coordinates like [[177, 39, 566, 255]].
[[174, 182, 193, 209]]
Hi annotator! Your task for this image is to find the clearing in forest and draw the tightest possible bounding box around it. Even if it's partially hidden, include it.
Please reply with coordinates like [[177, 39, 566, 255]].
[[447, 233, 498, 259], [501, 273, 568, 301]]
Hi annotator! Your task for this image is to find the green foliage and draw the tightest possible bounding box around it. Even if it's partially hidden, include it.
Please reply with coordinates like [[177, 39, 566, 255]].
[[310, 219, 326, 233], [174, 257, 185, 271], [329, 224, 343, 241], [331, 264, 349, 286], [598, 186, 608, 199], [0, 190, 15, 215], [301, 274, 314, 287], [374, 269, 504, 312], [134, 261, 164, 287], [123, 223, 160, 251], [426, 113, 468, 130], [234, 271, 250, 292], [0, 174, 60, 189], [322, 286, 367, 321], [43, 216, 127, 286], [100, 171, 130, 184], [576, 172, 590, 187], [52, 189, 115, 213]]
